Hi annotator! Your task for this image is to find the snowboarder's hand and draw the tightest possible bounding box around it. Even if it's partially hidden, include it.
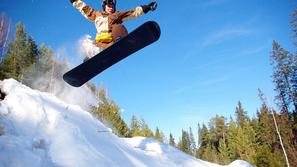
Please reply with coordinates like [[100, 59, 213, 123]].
[[148, 2, 157, 11], [142, 1, 157, 14], [70, 0, 77, 4]]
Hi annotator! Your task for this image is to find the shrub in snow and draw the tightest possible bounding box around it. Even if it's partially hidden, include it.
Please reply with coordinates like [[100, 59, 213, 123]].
[[0, 126, 4, 136], [0, 89, 6, 100], [32, 139, 47, 150]]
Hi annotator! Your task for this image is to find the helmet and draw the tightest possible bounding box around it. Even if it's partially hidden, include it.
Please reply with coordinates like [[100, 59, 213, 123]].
[[102, 0, 117, 11]]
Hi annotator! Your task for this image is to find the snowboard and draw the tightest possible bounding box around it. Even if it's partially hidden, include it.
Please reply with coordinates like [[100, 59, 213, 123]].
[[63, 21, 161, 87]]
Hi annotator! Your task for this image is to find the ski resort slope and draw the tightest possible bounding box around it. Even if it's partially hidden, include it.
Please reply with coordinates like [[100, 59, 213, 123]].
[[0, 79, 253, 167]]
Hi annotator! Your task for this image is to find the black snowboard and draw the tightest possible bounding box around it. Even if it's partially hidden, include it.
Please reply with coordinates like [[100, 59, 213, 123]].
[[63, 21, 161, 87]]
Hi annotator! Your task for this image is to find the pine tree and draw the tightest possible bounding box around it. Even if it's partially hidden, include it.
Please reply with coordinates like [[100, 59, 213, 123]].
[[271, 41, 296, 113], [270, 39, 297, 166], [253, 92, 276, 166], [139, 117, 154, 138], [20, 42, 54, 90], [235, 101, 248, 127], [196, 124, 209, 158], [154, 127, 164, 142], [22, 36, 39, 86], [218, 137, 230, 165], [206, 114, 227, 158], [92, 86, 129, 137], [0, 42, 19, 80], [258, 89, 293, 166], [229, 117, 258, 164], [256, 100, 276, 146], [241, 120, 258, 164], [189, 127, 197, 155], [227, 118, 239, 161], [37, 44, 53, 74], [14, 23, 30, 80], [24, 36, 37, 68], [169, 133, 176, 147], [0, 23, 28, 80], [130, 115, 142, 136], [178, 129, 191, 154]]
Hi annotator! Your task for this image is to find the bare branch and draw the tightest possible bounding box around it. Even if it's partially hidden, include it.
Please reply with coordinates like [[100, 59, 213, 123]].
[[0, 13, 11, 57]]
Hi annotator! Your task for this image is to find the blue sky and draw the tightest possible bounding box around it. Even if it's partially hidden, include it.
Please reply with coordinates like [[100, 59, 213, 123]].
[[1, 0, 297, 140]]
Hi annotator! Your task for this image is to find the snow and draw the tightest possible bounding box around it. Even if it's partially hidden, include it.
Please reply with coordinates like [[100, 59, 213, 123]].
[[79, 35, 102, 59], [0, 79, 254, 167]]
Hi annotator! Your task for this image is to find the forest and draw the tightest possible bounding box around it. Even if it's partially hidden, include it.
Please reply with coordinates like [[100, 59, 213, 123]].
[[1, 8, 297, 166]]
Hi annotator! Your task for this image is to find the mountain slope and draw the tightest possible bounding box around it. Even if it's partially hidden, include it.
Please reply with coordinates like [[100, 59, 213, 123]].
[[0, 79, 253, 167]]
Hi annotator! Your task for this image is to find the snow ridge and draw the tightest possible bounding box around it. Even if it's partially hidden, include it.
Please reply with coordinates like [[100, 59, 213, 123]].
[[0, 79, 253, 167]]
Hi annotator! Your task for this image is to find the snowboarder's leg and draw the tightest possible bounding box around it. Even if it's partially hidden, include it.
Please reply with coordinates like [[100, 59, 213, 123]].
[[63, 21, 161, 87]]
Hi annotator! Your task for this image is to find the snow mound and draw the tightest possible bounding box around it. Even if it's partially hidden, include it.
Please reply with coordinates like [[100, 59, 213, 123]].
[[0, 79, 254, 167]]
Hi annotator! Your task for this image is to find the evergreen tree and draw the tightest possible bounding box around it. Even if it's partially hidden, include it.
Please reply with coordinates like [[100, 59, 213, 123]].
[[178, 129, 191, 154], [218, 137, 230, 165], [276, 110, 297, 166], [196, 124, 209, 158], [270, 39, 297, 166], [26, 36, 38, 67], [255, 144, 280, 167], [154, 127, 164, 142], [256, 99, 276, 146], [37, 44, 53, 74], [169, 133, 176, 147], [255, 106, 279, 166], [24, 36, 37, 69], [189, 127, 197, 155], [258, 89, 293, 166], [227, 118, 239, 161], [130, 115, 142, 136], [197, 124, 208, 148], [229, 118, 258, 164], [92, 86, 129, 137], [271, 41, 296, 113], [0, 23, 28, 80], [235, 101, 248, 127], [0, 42, 19, 80], [241, 121, 258, 164], [207, 115, 227, 157], [139, 117, 154, 138], [22, 36, 39, 86]]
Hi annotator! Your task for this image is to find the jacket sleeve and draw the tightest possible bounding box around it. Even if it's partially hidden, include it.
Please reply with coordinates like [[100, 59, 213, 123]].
[[72, 0, 98, 22], [117, 6, 145, 22]]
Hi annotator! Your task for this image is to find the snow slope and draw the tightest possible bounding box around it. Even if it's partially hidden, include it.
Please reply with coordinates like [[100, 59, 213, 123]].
[[0, 79, 253, 167]]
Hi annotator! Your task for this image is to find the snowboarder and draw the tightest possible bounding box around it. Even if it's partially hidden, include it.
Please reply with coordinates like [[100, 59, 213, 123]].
[[69, 0, 157, 61]]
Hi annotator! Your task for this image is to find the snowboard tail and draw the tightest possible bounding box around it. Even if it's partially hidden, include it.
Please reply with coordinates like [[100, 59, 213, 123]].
[[63, 21, 161, 87]]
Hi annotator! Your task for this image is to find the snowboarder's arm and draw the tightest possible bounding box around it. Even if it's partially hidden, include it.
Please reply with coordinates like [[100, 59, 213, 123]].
[[119, 2, 157, 22], [70, 0, 98, 22]]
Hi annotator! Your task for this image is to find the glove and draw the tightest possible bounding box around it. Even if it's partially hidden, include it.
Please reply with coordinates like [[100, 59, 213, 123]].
[[148, 2, 157, 11], [70, 0, 77, 4], [142, 2, 157, 14]]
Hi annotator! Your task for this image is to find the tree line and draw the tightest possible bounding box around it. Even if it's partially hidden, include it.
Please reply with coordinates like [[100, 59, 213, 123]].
[[179, 8, 297, 167], [1, 8, 297, 167], [90, 84, 166, 141], [91, 23, 297, 165], [0, 18, 68, 91]]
